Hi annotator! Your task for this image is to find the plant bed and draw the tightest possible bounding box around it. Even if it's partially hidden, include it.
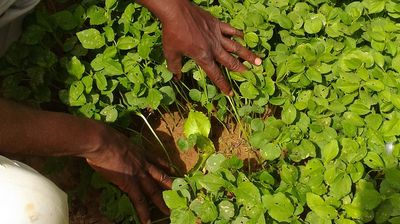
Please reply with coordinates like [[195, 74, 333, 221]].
[[138, 109, 260, 173]]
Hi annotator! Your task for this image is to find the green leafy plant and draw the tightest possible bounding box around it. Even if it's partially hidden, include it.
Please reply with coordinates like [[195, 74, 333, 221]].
[[178, 110, 216, 172]]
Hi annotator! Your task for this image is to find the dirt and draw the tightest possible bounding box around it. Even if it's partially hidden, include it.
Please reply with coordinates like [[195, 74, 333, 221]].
[[8, 110, 259, 223], [141, 110, 260, 174]]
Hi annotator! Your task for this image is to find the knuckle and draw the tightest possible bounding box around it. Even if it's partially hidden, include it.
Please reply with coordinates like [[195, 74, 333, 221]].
[[232, 42, 241, 53], [159, 173, 169, 184], [118, 179, 131, 192], [213, 45, 225, 57], [229, 59, 242, 71], [196, 51, 213, 64], [212, 73, 225, 84], [137, 195, 147, 204]]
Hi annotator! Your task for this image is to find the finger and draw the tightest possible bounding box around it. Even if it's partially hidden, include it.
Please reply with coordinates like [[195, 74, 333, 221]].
[[144, 154, 170, 171], [215, 48, 247, 73], [220, 22, 244, 38], [164, 48, 183, 80], [221, 38, 262, 66], [196, 57, 232, 96], [127, 177, 152, 224], [138, 170, 170, 215], [145, 161, 173, 189]]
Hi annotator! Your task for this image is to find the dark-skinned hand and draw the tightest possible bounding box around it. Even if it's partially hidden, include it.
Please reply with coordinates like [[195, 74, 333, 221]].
[[0, 99, 172, 224], [84, 127, 173, 224], [138, 0, 262, 96]]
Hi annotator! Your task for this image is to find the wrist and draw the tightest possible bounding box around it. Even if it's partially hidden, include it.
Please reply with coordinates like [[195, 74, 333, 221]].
[[80, 122, 129, 162], [137, 0, 189, 22]]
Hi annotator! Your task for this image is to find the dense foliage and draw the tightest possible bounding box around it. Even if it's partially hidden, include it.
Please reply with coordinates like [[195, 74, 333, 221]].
[[2, 0, 400, 223]]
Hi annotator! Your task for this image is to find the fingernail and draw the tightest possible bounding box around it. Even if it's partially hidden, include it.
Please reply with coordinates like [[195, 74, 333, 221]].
[[147, 221, 151, 224], [255, 58, 262, 66], [228, 90, 234, 97]]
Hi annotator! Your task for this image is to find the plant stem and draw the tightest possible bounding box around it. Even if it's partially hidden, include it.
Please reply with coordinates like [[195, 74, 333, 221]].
[[136, 112, 173, 165]]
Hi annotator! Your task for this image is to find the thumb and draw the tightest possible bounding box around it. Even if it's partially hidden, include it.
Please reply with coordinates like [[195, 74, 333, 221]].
[[164, 47, 183, 80]]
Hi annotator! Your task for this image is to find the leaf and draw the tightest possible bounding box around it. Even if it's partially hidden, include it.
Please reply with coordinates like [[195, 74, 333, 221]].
[[349, 103, 370, 115], [170, 208, 196, 224], [385, 168, 400, 190], [363, 0, 386, 14], [218, 200, 235, 220], [94, 72, 107, 91], [282, 103, 297, 124], [138, 34, 156, 58], [277, 14, 293, 29], [184, 111, 211, 137], [295, 90, 312, 110], [91, 55, 104, 71], [100, 105, 118, 122], [205, 154, 226, 173], [260, 143, 281, 160], [239, 82, 259, 99], [146, 88, 163, 109], [87, 6, 107, 25], [103, 26, 115, 42], [365, 79, 385, 92], [345, 2, 364, 20], [290, 139, 316, 162], [117, 36, 139, 50], [352, 180, 382, 210], [189, 197, 218, 223], [69, 81, 86, 106], [330, 173, 352, 198], [177, 137, 190, 152], [321, 140, 339, 164], [304, 14, 324, 34], [347, 162, 365, 183], [105, 0, 117, 9], [380, 117, 400, 137], [67, 56, 85, 80], [392, 54, 400, 73], [364, 152, 384, 169], [281, 164, 298, 184], [159, 86, 176, 106], [52, 10, 78, 30], [103, 58, 124, 75], [163, 190, 187, 209], [264, 193, 294, 222], [20, 24, 46, 45], [250, 118, 265, 132], [336, 79, 359, 93], [306, 193, 338, 220], [76, 28, 105, 49], [189, 89, 202, 102], [244, 32, 259, 48], [197, 173, 226, 192], [306, 67, 322, 83], [286, 55, 305, 73], [235, 182, 261, 206], [340, 138, 367, 163]]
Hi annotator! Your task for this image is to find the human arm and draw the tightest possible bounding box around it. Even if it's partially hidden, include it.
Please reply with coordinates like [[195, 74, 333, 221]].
[[137, 0, 262, 96], [0, 98, 172, 224]]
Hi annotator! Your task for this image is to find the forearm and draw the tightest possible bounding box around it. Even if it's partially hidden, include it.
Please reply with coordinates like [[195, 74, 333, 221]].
[[0, 98, 105, 157]]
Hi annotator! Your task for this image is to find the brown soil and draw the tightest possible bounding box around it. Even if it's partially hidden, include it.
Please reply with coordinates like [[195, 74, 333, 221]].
[[8, 110, 259, 223], [141, 110, 260, 173]]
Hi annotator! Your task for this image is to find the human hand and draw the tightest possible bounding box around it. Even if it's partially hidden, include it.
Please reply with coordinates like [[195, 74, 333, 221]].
[[0, 99, 172, 223], [83, 127, 172, 224], [140, 0, 262, 95]]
